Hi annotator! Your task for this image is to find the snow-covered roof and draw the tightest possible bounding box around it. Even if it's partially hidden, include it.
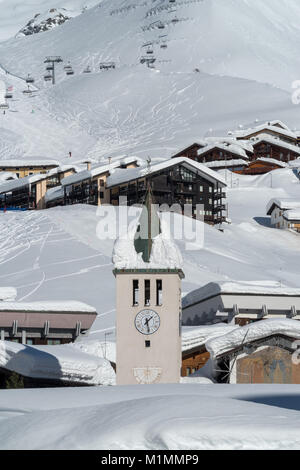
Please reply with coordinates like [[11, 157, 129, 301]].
[[113, 207, 183, 270], [45, 186, 64, 203], [0, 300, 96, 313], [47, 164, 80, 177], [182, 281, 300, 309], [204, 137, 254, 154], [283, 209, 300, 221], [197, 142, 249, 160], [205, 159, 248, 168], [233, 123, 298, 140], [250, 133, 300, 155], [0, 159, 59, 168], [107, 157, 226, 188], [266, 198, 300, 215], [0, 172, 17, 182], [182, 324, 239, 352], [206, 318, 300, 358], [0, 340, 115, 386], [62, 156, 140, 186], [0, 287, 17, 301], [0, 173, 48, 194]]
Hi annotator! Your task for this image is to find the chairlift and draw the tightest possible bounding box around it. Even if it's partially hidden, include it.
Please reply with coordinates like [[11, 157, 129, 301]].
[[157, 22, 165, 29], [23, 86, 33, 95], [0, 103, 9, 110], [66, 67, 74, 76], [83, 66, 91, 73], [26, 74, 35, 84], [171, 17, 179, 24], [5, 90, 13, 99], [44, 56, 63, 64], [99, 62, 116, 70], [46, 65, 54, 71], [146, 46, 154, 54], [44, 74, 52, 82]]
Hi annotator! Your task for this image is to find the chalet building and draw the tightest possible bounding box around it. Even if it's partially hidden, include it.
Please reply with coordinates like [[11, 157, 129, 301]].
[[234, 121, 299, 146], [62, 157, 140, 207], [239, 157, 287, 175], [195, 142, 250, 165], [106, 157, 227, 226], [266, 198, 300, 231], [0, 159, 60, 178], [171, 141, 207, 160], [181, 324, 237, 377], [182, 281, 300, 326], [0, 165, 78, 211], [251, 134, 300, 163], [0, 299, 97, 345], [206, 319, 300, 384]]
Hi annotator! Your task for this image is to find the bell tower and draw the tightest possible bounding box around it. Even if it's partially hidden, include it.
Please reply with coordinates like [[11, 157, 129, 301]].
[[113, 189, 184, 385]]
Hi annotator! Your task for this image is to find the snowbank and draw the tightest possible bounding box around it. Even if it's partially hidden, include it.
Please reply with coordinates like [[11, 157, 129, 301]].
[[182, 324, 239, 352], [0, 340, 115, 386]]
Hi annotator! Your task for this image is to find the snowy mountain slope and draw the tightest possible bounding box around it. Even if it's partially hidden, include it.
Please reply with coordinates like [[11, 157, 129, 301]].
[[0, 1, 300, 160], [0, 0, 101, 42]]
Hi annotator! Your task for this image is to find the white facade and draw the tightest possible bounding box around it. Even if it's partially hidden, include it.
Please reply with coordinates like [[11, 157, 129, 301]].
[[182, 281, 300, 325]]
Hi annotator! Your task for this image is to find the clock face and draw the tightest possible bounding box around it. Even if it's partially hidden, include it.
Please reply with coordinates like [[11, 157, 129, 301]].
[[135, 309, 160, 335]]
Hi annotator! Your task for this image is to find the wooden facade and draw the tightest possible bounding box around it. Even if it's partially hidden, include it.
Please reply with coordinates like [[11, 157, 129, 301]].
[[252, 140, 300, 163], [236, 159, 284, 175], [182, 347, 210, 376], [172, 142, 206, 160], [0, 162, 59, 179]]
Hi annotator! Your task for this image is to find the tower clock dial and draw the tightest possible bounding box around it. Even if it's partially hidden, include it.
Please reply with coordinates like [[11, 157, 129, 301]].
[[135, 309, 160, 335]]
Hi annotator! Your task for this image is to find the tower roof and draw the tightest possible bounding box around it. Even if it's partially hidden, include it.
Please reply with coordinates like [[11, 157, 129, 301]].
[[134, 187, 161, 263]]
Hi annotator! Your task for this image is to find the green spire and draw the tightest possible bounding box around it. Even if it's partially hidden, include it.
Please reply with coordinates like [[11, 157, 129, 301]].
[[134, 185, 161, 263]]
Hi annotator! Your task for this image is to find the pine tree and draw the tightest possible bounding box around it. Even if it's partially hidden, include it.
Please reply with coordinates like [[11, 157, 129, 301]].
[[5, 372, 24, 389]]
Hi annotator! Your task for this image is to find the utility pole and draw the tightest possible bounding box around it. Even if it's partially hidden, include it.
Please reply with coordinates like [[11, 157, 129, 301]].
[[44, 56, 63, 85]]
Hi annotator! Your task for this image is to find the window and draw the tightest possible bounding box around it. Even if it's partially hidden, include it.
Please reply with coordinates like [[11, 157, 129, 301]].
[[133, 280, 139, 306], [199, 185, 203, 192], [145, 280, 150, 306], [156, 280, 162, 306], [47, 340, 61, 345], [145, 340, 151, 348], [26, 339, 33, 345]]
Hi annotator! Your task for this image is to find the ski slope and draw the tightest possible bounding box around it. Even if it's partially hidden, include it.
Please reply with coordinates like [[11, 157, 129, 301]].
[[0, 167, 299, 342], [0, 0, 300, 161]]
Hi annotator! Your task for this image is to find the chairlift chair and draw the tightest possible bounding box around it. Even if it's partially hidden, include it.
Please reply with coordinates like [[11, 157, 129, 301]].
[[83, 66, 91, 73], [66, 68, 74, 75], [0, 103, 9, 110], [44, 74, 52, 81], [46, 65, 54, 71], [5, 92, 13, 99], [26, 75, 35, 84]]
